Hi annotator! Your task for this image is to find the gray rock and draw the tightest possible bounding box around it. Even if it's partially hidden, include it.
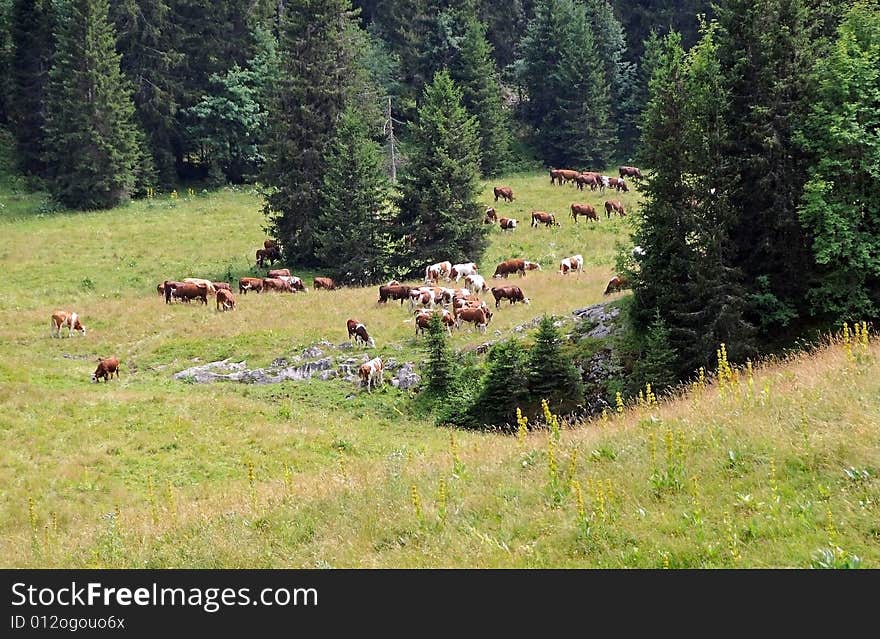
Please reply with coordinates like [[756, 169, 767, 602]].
[[301, 346, 324, 360], [318, 370, 337, 381], [395, 363, 421, 390], [587, 324, 613, 339], [391, 378, 400, 388], [337, 342, 353, 350], [173, 359, 248, 383]]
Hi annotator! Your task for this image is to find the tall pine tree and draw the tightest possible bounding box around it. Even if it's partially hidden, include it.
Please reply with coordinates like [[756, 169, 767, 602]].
[[527, 316, 584, 413], [395, 69, 486, 277], [798, 1, 880, 319], [9, 0, 54, 176], [261, 0, 357, 266], [0, 0, 11, 125], [43, 0, 144, 209], [314, 108, 399, 285]]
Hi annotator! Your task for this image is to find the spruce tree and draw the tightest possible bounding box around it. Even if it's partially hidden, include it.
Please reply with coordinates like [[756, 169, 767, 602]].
[[462, 339, 530, 429], [630, 312, 678, 393], [798, 2, 880, 319], [422, 312, 455, 397], [9, 0, 54, 176], [517, 0, 567, 134], [43, 0, 143, 209], [395, 69, 486, 277], [0, 0, 11, 125], [527, 316, 584, 412], [314, 108, 398, 285], [261, 0, 357, 266]]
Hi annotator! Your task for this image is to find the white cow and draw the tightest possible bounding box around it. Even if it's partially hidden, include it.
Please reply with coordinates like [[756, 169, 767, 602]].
[[559, 254, 584, 275], [465, 273, 489, 293], [358, 357, 384, 392], [449, 262, 478, 282]]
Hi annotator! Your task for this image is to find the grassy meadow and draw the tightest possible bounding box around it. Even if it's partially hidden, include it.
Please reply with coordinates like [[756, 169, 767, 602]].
[[1, 167, 879, 568]]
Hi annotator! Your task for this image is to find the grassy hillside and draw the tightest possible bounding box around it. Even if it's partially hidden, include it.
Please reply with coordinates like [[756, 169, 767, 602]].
[[1, 168, 878, 568]]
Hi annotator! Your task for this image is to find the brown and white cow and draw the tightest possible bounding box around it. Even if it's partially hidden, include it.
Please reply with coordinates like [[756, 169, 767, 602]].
[[183, 278, 217, 295], [464, 273, 489, 293], [559, 254, 584, 275], [358, 357, 384, 392], [347, 318, 376, 348], [216, 288, 236, 311], [256, 245, 281, 267], [170, 282, 209, 304], [267, 268, 291, 278], [570, 203, 599, 222], [575, 172, 601, 191], [313, 277, 337, 290], [619, 166, 642, 180], [493, 186, 514, 202], [213, 282, 232, 293], [455, 306, 493, 333], [91, 356, 120, 383], [607, 177, 629, 192], [604, 275, 630, 295], [161, 280, 184, 303], [524, 260, 542, 272], [262, 277, 294, 293], [50, 310, 86, 338], [493, 258, 528, 278], [425, 261, 452, 284], [414, 309, 455, 335], [531, 211, 558, 228], [499, 217, 517, 232], [604, 200, 626, 218], [491, 286, 530, 308], [378, 283, 412, 305], [449, 262, 478, 282], [484, 207, 498, 224], [238, 277, 263, 294], [276, 275, 306, 292]]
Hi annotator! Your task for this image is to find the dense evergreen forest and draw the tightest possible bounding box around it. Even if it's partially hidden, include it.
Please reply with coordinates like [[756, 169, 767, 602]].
[[1, 0, 878, 409]]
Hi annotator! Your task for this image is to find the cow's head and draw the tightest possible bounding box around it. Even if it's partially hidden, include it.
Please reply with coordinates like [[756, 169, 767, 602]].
[[71, 313, 85, 335]]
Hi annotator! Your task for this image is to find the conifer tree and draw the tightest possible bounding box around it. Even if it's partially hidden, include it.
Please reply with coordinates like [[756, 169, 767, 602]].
[[527, 316, 584, 412], [798, 1, 880, 319], [395, 69, 486, 277], [461, 339, 530, 429], [0, 0, 12, 125], [314, 108, 398, 285], [43, 0, 144, 209], [9, 0, 54, 176], [422, 312, 456, 397], [261, 0, 356, 266]]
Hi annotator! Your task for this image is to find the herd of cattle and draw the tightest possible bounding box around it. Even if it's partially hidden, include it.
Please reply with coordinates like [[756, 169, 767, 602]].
[[49, 166, 641, 390]]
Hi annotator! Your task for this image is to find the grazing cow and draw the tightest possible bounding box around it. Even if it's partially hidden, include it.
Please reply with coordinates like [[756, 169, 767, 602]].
[[464, 273, 489, 293], [415, 309, 455, 335], [425, 260, 452, 284], [491, 286, 530, 308], [378, 283, 412, 305], [313, 277, 337, 290], [607, 177, 629, 192], [267, 268, 290, 278], [162, 280, 184, 303], [484, 207, 498, 224], [559, 254, 584, 275], [455, 306, 493, 333], [262, 277, 294, 293], [499, 217, 517, 231], [347, 318, 376, 348], [256, 245, 281, 267], [493, 186, 514, 202], [238, 277, 263, 294], [216, 288, 236, 311], [183, 278, 217, 295], [604, 200, 626, 218], [449, 262, 478, 282], [493, 258, 527, 278], [524, 260, 542, 272], [408, 287, 440, 310], [619, 166, 643, 180], [531, 211, 559, 228], [575, 172, 601, 191], [604, 275, 630, 295], [570, 203, 599, 222], [50, 310, 86, 338], [276, 275, 306, 292], [213, 282, 231, 293], [358, 357, 384, 392], [91, 356, 120, 383], [170, 282, 209, 304]]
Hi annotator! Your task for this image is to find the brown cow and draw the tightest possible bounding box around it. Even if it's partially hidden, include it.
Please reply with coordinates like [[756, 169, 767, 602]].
[[499, 217, 517, 231], [556, 169, 580, 185], [455, 306, 493, 333], [91, 356, 120, 383], [238, 277, 263, 294], [493, 258, 527, 278], [50, 310, 86, 338], [493, 186, 515, 202], [264, 239, 278, 250], [347, 318, 376, 347], [576, 172, 601, 191], [619, 166, 642, 180], [162, 280, 184, 303], [313, 277, 337, 290], [170, 282, 208, 304], [571, 203, 599, 222], [604, 275, 630, 295], [216, 288, 236, 311], [267, 268, 291, 278], [415, 309, 455, 335], [213, 282, 231, 292], [607, 177, 629, 192], [378, 283, 412, 305], [491, 286, 530, 308], [262, 277, 294, 293], [531, 211, 558, 228], [484, 207, 498, 224], [604, 200, 626, 218], [550, 168, 563, 185], [256, 245, 281, 267]]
